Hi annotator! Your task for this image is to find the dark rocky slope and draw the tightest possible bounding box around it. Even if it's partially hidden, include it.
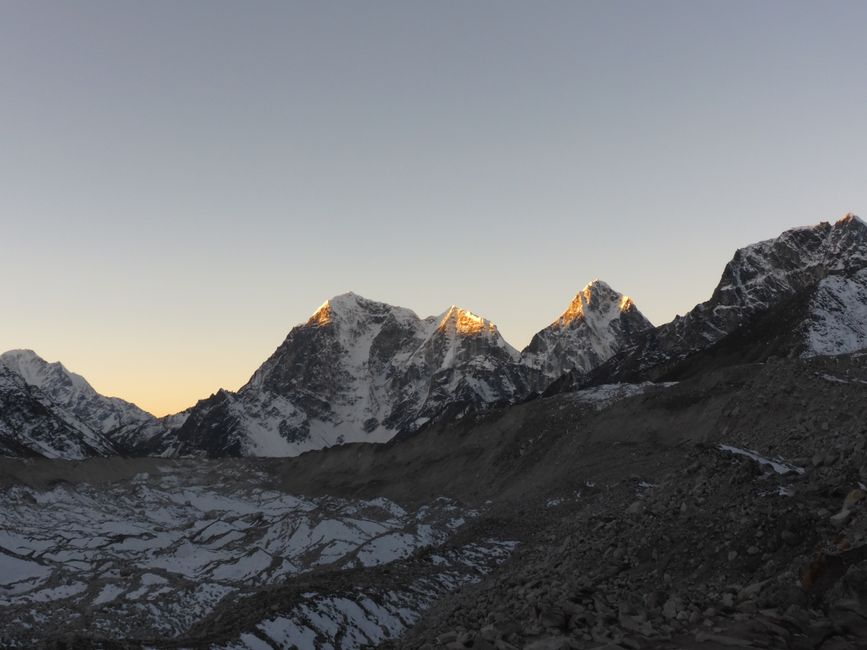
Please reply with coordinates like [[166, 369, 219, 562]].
[[271, 353, 867, 650]]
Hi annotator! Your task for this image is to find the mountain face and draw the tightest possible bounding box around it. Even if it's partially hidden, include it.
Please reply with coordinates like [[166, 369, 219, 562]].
[[6, 215, 867, 459], [0, 363, 117, 458], [0, 350, 182, 457], [170, 293, 537, 457], [802, 268, 867, 356], [521, 280, 653, 382], [577, 214, 867, 386]]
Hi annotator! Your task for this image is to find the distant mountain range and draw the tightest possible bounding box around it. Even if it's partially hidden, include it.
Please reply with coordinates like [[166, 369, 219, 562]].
[[2, 214, 866, 459]]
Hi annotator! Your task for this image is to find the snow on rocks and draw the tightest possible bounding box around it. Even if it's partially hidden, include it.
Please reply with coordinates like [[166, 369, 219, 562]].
[[571, 381, 677, 410], [0, 461, 500, 645], [521, 280, 653, 382], [804, 268, 867, 357], [719, 444, 806, 475], [171, 293, 536, 457], [215, 540, 518, 649]]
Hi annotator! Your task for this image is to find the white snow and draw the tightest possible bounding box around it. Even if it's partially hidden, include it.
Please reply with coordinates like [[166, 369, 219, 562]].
[[0, 552, 51, 585], [0, 465, 483, 641], [521, 280, 652, 379], [719, 444, 805, 475], [258, 617, 318, 649], [197, 292, 528, 458], [572, 382, 676, 409], [804, 270, 867, 357]]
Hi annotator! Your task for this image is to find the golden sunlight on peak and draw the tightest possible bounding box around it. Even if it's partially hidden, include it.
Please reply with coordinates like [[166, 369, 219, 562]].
[[619, 295, 633, 311], [438, 306, 492, 336], [556, 286, 598, 326], [307, 301, 332, 327], [556, 296, 586, 327]]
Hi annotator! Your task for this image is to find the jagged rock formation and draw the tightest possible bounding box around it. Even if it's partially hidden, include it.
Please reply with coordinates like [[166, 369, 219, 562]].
[[3, 215, 867, 459], [0, 287, 646, 459], [0, 350, 182, 456], [572, 214, 867, 387], [0, 363, 117, 458], [802, 268, 867, 356], [170, 293, 536, 457], [521, 280, 653, 383]]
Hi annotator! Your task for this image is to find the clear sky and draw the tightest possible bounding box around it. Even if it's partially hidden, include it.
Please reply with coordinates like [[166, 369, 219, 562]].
[[2, 1, 866, 416]]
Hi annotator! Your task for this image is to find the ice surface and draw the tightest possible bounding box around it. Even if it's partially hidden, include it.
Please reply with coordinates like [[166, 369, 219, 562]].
[[0, 463, 493, 643]]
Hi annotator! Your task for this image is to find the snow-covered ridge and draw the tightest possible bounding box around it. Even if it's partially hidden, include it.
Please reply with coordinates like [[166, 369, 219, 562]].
[[710, 214, 866, 322], [521, 280, 654, 381], [583, 213, 867, 385], [7, 214, 867, 460], [0, 364, 116, 459], [0, 349, 155, 432], [172, 281, 650, 457], [174, 291, 538, 457], [803, 268, 867, 357], [0, 350, 185, 457], [555, 279, 635, 327]]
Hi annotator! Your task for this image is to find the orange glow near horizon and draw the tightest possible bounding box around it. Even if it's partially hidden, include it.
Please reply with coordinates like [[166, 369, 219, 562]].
[[86, 365, 251, 418]]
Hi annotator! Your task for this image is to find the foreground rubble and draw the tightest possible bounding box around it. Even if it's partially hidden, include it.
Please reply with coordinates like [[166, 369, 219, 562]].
[[397, 442, 867, 649]]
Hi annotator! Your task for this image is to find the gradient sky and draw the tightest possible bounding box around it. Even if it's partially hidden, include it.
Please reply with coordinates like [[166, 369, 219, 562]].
[[2, 1, 866, 416]]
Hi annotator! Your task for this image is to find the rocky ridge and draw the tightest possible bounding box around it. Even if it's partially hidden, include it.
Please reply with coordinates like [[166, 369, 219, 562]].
[[0, 364, 117, 458], [0, 350, 183, 456], [0, 281, 643, 460], [4, 215, 867, 460], [521, 280, 653, 381], [168, 286, 643, 458], [564, 215, 867, 389]]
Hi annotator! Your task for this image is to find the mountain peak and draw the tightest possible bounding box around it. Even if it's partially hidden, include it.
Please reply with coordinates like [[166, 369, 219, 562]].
[[558, 280, 635, 327], [306, 292, 366, 327], [306, 292, 422, 331], [0, 349, 88, 392], [436, 305, 497, 336], [521, 281, 652, 379], [835, 212, 865, 229]]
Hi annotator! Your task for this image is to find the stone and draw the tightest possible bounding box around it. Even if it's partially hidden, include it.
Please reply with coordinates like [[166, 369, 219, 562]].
[[618, 611, 655, 636], [494, 641, 519, 650], [662, 596, 681, 619], [694, 631, 756, 646], [737, 581, 766, 602], [538, 605, 568, 630], [781, 530, 800, 546], [830, 510, 852, 528], [523, 637, 572, 650], [436, 632, 458, 644]]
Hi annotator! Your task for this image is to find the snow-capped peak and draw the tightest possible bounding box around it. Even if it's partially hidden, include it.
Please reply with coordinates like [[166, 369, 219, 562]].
[[836, 212, 865, 228], [521, 281, 652, 380], [436, 305, 498, 337], [307, 292, 361, 326], [0, 348, 155, 439], [0, 349, 93, 395], [306, 292, 421, 330], [556, 280, 636, 328]]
